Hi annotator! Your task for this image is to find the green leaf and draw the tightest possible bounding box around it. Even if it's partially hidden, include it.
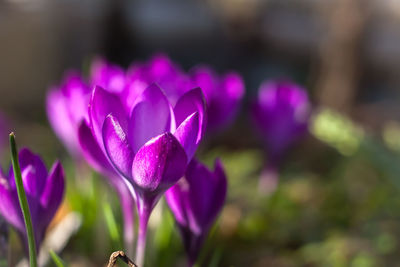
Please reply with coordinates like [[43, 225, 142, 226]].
[[9, 133, 37, 267], [49, 250, 66, 267]]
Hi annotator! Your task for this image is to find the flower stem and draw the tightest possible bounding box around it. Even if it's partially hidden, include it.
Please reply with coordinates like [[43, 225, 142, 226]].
[[9, 133, 37, 267], [135, 201, 150, 267], [120, 192, 134, 257], [258, 163, 279, 194]]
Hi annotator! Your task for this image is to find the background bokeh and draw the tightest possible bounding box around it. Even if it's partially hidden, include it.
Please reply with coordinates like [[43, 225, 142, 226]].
[[2, 0, 400, 266]]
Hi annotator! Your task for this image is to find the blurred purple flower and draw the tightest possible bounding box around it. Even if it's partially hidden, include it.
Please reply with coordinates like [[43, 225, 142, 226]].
[[190, 66, 244, 132], [46, 72, 90, 158], [166, 158, 227, 266], [46, 66, 136, 250], [123, 54, 244, 133], [123, 54, 191, 107], [87, 83, 206, 265], [0, 149, 64, 252], [90, 57, 126, 94], [252, 81, 311, 192], [252, 80, 310, 157]]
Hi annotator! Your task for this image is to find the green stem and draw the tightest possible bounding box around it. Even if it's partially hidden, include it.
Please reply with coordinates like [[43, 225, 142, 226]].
[[9, 133, 37, 267]]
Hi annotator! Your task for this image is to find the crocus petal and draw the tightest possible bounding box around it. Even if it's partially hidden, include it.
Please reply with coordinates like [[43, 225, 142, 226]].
[[36, 160, 64, 239], [78, 120, 114, 174], [40, 161, 64, 212], [208, 159, 227, 224], [174, 87, 206, 143], [132, 132, 187, 193], [90, 58, 126, 93], [185, 160, 214, 230], [46, 90, 78, 155], [0, 179, 23, 231], [189, 66, 216, 103], [89, 86, 127, 150], [207, 73, 244, 131], [222, 72, 245, 101], [128, 84, 174, 153], [103, 115, 135, 179], [186, 158, 227, 230], [173, 112, 199, 161], [165, 181, 189, 227], [252, 81, 310, 155], [15, 149, 47, 197]]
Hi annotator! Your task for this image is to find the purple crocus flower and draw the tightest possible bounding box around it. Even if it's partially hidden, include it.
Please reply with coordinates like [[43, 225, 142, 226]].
[[189, 66, 244, 132], [165, 158, 227, 266], [123, 54, 191, 107], [46, 72, 90, 158], [0, 148, 64, 252], [252, 80, 311, 193], [90, 57, 127, 94], [86, 83, 206, 266], [123, 54, 244, 133], [46, 68, 135, 252]]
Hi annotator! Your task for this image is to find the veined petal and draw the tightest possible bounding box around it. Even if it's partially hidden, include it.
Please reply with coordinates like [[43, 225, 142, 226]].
[[103, 115, 134, 179], [174, 87, 206, 143], [128, 83, 174, 153], [173, 112, 199, 161], [89, 86, 127, 150], [132, 132, 187, 193]]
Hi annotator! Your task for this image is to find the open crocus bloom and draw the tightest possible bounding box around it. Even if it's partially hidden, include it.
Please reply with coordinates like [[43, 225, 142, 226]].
[[166, 159, 227, 265], [84, 82, 206, 265], [0, 149, 65, 252], [87, 83, 206, 207], [252, 80, 311, 159]]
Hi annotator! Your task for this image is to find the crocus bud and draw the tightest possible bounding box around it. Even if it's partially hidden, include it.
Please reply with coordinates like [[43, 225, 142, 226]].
[[166, 158, 227, 266], [0, 148, 65, 252], [252, 80, 310, 158], [252, 80, 311, 192], [190, 66, 244, 132]]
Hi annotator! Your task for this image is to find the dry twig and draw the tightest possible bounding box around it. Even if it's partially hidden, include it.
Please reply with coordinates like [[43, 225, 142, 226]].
[[107, 251, 138, 267]]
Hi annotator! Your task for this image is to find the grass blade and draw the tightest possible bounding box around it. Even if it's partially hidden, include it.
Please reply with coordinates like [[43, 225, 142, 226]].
[[103, 202, 121, 247], [9, 133, 37, 267], [50, 250, 66, 267]]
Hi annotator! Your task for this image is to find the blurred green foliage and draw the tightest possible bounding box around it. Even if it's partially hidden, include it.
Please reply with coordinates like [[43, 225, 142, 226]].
[[6, 110, 400, 267]]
